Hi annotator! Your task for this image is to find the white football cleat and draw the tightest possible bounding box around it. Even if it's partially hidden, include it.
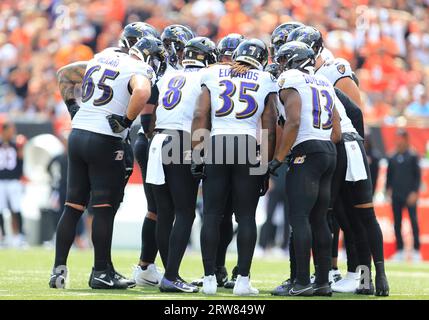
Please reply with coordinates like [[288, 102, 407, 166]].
[[0, 236, 7, 248], [132, 264, 163, 287], [412, 250, 422, 263], [202, 275, 217, 295], [331, 272, 360, 293], [391, 250, 405, 262], [233, 275, 259, 296], [11, 234, 28, 249], [329, 269, 342, 284]]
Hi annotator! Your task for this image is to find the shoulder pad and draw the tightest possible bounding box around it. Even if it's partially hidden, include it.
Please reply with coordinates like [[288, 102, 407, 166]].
[[333, 58, 352, 76]]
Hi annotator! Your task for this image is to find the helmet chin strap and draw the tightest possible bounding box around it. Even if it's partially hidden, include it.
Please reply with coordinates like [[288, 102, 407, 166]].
[[147, 56, 162, 74], [298, 58, 315, 74], [169, 42, 178, 66], [304, 66, 315, 74], [122, 38, 130, 49], [130, 48, 157, 73], [308, 40, 323, 60], [129, 48, 144, 61], [315, 47, 323, 60]]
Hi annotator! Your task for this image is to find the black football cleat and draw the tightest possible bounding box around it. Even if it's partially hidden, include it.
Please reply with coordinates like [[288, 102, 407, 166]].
[[215, 266, 228, 287], [375, 274, 389, 297], [110, 265, 136, 288], [312, 282, 333, 297], [224, 266, 238, 289], [159, 277, 199, 293], [271, 279, 293, 296], [287, 282, 314, 297], [89, 268, 129, 289], [89, 265, 135, 289], [190, 277, 203, 287]]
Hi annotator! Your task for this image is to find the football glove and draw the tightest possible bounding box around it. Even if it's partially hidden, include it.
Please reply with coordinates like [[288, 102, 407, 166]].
[[65, 99, 80, 119], [107, 114, 133, 133], [191, 159, 205, 180], [259, 172, 270, 196], [268, 158, 283, 176]]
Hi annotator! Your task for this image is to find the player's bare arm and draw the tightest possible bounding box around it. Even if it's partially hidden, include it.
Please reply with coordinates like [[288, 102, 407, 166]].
[[127, 74, 152, 121], [335, 77, 362, 109], [274, 88, 301, 162], [57, 61, 88, 102], [191, 85, 211, 150], [107, 74, 152, 134], [330, 106, 342, 144]]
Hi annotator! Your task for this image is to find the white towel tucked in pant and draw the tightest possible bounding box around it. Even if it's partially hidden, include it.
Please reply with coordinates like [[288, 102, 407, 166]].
[[344, 140, 368, 182], [146, 134, 168, 185]]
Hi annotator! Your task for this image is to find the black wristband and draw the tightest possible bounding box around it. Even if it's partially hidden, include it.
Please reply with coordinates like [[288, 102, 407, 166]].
[[140, 114, 152, 132], [124, 116, 134, 128], [65, 99, 80, 119], [65, 98, 77, 108], [271, 158, 282, 167]]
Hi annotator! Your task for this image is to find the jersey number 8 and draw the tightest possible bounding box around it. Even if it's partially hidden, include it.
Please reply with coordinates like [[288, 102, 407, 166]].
[[162, 76, 186, 110]]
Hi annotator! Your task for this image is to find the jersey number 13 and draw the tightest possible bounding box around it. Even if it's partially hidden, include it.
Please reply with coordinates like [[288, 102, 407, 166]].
[[310, 86, 334, 130]]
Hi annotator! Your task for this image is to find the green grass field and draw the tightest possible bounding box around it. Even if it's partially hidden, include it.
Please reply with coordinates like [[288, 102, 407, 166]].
[[0, 248, 428, 300]]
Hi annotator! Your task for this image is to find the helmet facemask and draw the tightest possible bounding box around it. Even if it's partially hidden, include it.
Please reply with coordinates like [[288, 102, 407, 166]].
[[164, 39, 185, 67], [276, 52, 315, 74], [119, 36, 142, 50], [129, 47, 166, 77]]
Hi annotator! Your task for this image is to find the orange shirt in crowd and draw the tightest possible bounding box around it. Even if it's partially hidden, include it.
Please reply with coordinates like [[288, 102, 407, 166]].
[[55, 44, 93, 69], [362, 53, 398, 92], [362, 37, 399, 58], [106, 0, 126, 23], [373, 100, 391, 120], [332, 46, 354, 65], [290, 0, 329, 22], [9, 27, 30, 49], [217, 0, 250, 38]]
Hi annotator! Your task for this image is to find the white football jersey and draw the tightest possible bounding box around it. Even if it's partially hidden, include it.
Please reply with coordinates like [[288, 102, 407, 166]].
[[201, 64, 277, 138], [316, 57, 357, 134], [155, 67, 204, 133], [73, 49, 155, 139], [316, 57, 353, 86], [320, 48, 335, 61], [277, 69, 335, 148], [155, 62, 183, 99]]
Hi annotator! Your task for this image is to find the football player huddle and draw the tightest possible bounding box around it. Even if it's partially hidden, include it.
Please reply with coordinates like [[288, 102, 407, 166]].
[[50, 20, 389, 297]]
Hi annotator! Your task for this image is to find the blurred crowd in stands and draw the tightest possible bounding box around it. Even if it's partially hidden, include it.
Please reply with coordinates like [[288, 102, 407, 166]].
[[1, 0, 429, 124]]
